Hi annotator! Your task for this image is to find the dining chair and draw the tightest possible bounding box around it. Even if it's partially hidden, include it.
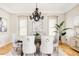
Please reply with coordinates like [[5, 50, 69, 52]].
[[40, 36, 53, 56], [23, 36, 36, 56]]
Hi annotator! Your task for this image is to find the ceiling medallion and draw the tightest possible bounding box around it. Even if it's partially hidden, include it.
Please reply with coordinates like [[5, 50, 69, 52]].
[[29, 3, 44, 22]]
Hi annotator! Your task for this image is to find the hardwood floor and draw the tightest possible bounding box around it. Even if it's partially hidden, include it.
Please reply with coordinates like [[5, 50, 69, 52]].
[[0, 42, 13, 55], [0, 42, 79, 56], [59, 43, 79, 56]]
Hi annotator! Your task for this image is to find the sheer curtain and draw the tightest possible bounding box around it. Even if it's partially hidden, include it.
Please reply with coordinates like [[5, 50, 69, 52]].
[[18, 16, 27, 40], [48, 16, 58, 36], [18, 16, 58, 39]]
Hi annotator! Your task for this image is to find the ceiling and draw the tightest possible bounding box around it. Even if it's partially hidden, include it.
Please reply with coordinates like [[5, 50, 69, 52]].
[[0, 3, 78, 15]]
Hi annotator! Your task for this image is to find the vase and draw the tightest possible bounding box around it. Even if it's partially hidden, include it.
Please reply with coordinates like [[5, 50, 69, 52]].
[[59, 36, 62, 44], [34, 35, 41, 55]]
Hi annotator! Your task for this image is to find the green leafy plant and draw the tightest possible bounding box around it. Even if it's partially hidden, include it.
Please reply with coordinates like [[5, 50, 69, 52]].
[[55, 21, 71, 41], [34, 32, 40, 36]]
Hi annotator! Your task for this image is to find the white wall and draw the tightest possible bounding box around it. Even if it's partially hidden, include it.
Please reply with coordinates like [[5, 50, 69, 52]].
[[0, 8, 12, 42], [0, 8, 19, 42], [10, 14, 18, 34], [65, 5, 79, 41], [58, 14, 65, 25]]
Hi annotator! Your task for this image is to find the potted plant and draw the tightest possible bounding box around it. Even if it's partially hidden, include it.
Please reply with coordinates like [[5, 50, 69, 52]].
[[34, 32, 41, 55], [34, 32, 41, 46], [34, 32, 40, 38], [55, 21, 71, 44]]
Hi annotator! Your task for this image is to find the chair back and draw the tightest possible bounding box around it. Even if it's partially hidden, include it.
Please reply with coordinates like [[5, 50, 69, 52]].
[[40, 36, 53, 54], [23, 36, 36, 54]]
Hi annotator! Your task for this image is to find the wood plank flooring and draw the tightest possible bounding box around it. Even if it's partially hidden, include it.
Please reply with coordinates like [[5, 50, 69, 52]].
[[0, 42, 79, 56], [0, 43, 13, 55], [59, 43, 79, 56]]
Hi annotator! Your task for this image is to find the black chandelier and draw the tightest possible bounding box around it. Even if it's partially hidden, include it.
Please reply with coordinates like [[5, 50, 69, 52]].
[[29, 4, 44, 22]]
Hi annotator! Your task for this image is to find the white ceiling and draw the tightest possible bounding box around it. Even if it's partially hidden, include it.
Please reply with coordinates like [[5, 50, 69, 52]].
[[0, 3, 78, 15]]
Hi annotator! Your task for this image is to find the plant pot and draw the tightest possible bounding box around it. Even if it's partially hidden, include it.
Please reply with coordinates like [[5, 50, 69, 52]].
[[34, 36, 41, 55], [34, 35, 41, 46], [59, 36, 62, 44], [34, 39, 41, 46]]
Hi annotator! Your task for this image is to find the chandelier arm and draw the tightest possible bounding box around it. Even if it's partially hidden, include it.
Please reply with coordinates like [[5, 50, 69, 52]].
[[29, 3, 44, 21]]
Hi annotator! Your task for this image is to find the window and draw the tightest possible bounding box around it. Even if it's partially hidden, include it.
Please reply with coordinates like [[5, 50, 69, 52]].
[[19, 17, 27, 36], [49, 18, 57, 36], [32, 21, 43, 34]]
